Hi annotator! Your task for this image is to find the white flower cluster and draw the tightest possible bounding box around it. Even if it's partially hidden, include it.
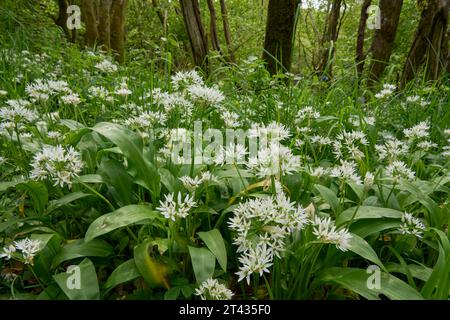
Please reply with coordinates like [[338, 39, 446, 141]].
[[0, 238, 42, 265], [179, 172, 216, 192], [30, 145, 84, 188], [295, 106, 320, 124], [375, 83, 396, 99], [95, 59, 118, 73], [25, 79, 71, 101], [398, 212, 426, 238], [171, 70, 204, 91], [195, 278, 234, 300], [187, 84, 225, 106], [229, 193, 309, 284], [0, 104, 38, 124], [332, 130, 368, 161], [385, 160, 415, 182], [330, 160, 362, 185], [376, 137, 409, 161], [312, 216, 352, 251], [156, 192, 197, 221], [403, 121, 430, 141]]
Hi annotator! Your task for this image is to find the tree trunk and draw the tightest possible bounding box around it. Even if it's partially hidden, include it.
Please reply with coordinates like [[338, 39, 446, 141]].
[[219, 0, 235, 62], [98, 0, 112, 51], [206, 0, 223, 54], [54, 0, 70, 39], [400, 0, 450, 89], [317, 0, 343, 78], [355, 0, 372, 79], [110, 0, 127, 63], [81, 0, 99, 47], [368, 0, 403, 86], [152, 0, 168, 34], [179, 0, 209, 68], [262, 0, 299, 75]]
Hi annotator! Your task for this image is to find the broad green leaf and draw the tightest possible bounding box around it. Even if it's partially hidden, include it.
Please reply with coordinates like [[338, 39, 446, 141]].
[[164, 287, 180, 300], [104, 259, 141, 293], [348, 233, 386, 271], [98, 158, 133, 206], [350, 219, 401, 238], [17, 181, 48, 215], [188, 246, 216, 284], [53, 258, 100, 300], [92, 122, 160, 199], [30, 233, 62, 284], [315, 184, 340, 214], [421, 244, 450, 299], [0, 181, 21, 193], [85, 205, 158, 242], [46, 192, 93, 214], [197, 229, 227, 272], [51, 239, 113, 268], [336, 206, 403, 227], [386, 263, 433, 282], [134, 240, 169, 289], [318, 267, 423, 300], [77, 174, 104, 184]]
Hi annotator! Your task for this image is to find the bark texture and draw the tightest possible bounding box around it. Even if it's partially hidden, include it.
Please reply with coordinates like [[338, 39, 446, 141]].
[[219, 0, 235, 62], [81, 0, 99, 47], [355, 0, 372, 79], [262, 0, 299, 75], [110, 0, 127, 63], [400, 0, 450, 88], [368, 0, 403, 86]]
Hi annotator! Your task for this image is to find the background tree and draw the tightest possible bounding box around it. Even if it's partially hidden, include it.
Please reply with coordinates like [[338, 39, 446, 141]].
[[355, 0, 372, 80], [262, 0, 300, 75], [367, 0, 404, 86], [401, 0, 450, 88], [179, 0, 209, 69]]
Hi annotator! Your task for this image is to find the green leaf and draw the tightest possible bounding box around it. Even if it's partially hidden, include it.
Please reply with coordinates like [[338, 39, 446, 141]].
[[336, 206, 403, 227], [0, 181, 21, 193], [318, 267, 423, 300], [51, 239, 113, 268], [350, 219, 401, 238], [134, 240, 169, 289], [30, 233, 62, 284], [314, 184, 340, 214], [98, 158, 133, 206], [104, 259, 141, 293], [53, 258, 100, 300], [197, 229, 227, 272], [85, 205, 158, 242], [421, 244, 450, 299], [77, 174, 104, 184], [188, 246, 215, 284], [46, 192, 93, 214], [16, 181, 48, 215], [92, 122, 160, 199], [348, 233, 386, 271], [164, 287, 181, 300]]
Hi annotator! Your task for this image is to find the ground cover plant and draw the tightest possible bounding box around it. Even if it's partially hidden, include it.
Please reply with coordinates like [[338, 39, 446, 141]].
[[0, 0, 449, 300]]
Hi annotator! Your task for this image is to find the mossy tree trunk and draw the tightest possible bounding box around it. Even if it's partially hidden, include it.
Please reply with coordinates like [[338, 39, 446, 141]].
[[81, 0, 99, 47], [356, 0, 372, 80], [110, 0, 127, 63], [219, 0, 235, 62], [97, 0, 112, 51]]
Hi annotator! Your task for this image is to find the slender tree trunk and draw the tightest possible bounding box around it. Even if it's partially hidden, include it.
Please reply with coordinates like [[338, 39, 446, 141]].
[[355, 0, 372, 79], [98, 0, 112, 51], [110, 0, 127, 63], [219, 0, 235, 62], [206, 0, 223, 54], [81, 0, 99, 47], [262, 0, 299, 75], [179, 0, 209, 68], [400, 0, 450, 88], [317, 0, 343, 78], [368, 0, 403, 86], [152, 0, 168, 34]]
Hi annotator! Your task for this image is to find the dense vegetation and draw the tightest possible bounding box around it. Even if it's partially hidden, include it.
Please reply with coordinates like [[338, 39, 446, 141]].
[[0, 0, 449, 300]]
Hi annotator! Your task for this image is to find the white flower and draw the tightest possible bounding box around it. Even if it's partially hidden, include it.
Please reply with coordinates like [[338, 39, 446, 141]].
[[187, 84, 225, 105], [398, 212, 426, 238], [13, 238, 42, 265], [61, 93, 81, 105], [332, 130, 368, 161], [404, 122, 430, 140], [248, 122, 291, 143], [95, 59, 118, 73], [375, 84, 396, 99], [0, 245, 16, 260], [236, 243, 273, 285], [171, 70, 204, 91], [221, 110, 240, 128], [247, 143, 300, 178], [330, 160, 362, 185], [88, 86, 109, 99], [0, 89, 7, 96], [295, 106, 320, 123], [385, 161, 415, 182], [156, 193, 197, 221], [375, 137, 409, 161], [195, 278, 233, 300], [0, 105, 38, 124], [312, 216, 352, 251], [30, 144, 84, 188]]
